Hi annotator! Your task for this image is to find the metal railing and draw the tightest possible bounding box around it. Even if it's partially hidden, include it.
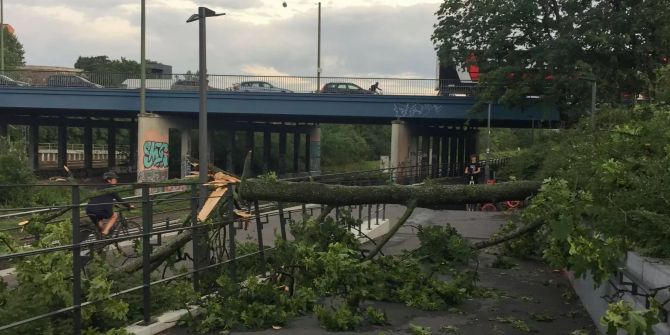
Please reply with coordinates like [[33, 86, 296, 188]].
[[0, 70, 480, 97], [0, 179, 392, 334]]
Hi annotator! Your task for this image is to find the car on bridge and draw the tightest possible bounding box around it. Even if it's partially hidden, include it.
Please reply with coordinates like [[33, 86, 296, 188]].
[[0, 74, 29, 87], [230, 81, 293, 93], [319, 82, 374, 94], [47, 75, 103, 88]]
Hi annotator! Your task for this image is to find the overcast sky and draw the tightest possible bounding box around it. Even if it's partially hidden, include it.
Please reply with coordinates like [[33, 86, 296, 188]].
[[5, 0, 441, 78]]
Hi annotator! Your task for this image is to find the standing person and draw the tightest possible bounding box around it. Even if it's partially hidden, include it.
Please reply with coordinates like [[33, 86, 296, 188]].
[[85, 171, 134, 236], [464, 154, 482, 184]]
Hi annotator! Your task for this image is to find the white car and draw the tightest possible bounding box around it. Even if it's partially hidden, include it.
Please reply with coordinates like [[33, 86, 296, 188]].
[[232, 81, 293, 93]]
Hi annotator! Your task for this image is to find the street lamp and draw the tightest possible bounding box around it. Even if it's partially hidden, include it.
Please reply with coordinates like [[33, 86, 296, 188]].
[[1, 0, 5, 73], [186, 7, 225, 209], [316, 2, 321, 92], [140, 0, 146, 116]]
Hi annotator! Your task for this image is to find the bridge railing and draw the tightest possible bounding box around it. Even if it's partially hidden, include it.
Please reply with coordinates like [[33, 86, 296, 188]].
[[1, 70, 480, 96]]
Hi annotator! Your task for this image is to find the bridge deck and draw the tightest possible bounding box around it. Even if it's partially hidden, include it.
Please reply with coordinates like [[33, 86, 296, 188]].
[[0, 87, 559, 127]]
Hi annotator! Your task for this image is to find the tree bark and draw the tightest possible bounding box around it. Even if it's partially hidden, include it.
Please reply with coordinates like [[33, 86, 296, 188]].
[[240, 179, 540, 209]]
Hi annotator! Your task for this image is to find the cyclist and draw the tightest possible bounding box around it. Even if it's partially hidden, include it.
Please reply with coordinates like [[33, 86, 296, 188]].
[[464, 154, 482, 185], [85, 171, 134, 237], [369, 82, 383, 94]]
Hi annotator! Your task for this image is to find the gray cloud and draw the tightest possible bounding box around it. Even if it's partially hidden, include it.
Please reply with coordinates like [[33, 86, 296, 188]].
[[7, 1, 439, 78]]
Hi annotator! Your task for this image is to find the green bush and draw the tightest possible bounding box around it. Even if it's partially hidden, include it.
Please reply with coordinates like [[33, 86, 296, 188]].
[[0, 137, 35, 207]]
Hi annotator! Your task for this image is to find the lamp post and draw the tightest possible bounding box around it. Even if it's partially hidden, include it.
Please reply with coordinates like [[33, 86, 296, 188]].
[[140, 0, 146, 115], [186, 7, 225, 209], [316, 2, 321, 92], [1, 0, 5, 73]]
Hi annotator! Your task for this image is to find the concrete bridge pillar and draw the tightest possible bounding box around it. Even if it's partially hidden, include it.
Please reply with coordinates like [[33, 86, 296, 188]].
[[308, 126, 321, 174], [390, 121, 411, 181], [137, 114, 170, 184]]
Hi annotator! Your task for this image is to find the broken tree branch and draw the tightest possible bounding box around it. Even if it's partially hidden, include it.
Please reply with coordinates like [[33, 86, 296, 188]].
[[364, 200, 417, 260], [240, 179, 541, 209], [473, 220, 546, 250]]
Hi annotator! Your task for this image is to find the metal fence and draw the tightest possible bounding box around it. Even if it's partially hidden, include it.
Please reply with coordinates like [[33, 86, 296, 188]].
[[0, 70, 480, 96], [0, 180, 391, 334], [0, 158, 512, 333]]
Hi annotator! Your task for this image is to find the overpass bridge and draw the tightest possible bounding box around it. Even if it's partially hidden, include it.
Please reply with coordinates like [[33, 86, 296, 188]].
[[0, 75, 559, 182]]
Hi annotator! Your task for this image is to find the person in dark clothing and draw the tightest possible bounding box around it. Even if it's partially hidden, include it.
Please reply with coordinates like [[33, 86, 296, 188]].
[[85, 171, 134, 236], [464, 154, 482, 184], [369, 82, 382, 94]]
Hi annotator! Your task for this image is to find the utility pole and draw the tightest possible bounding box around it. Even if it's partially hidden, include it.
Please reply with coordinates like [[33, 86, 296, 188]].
[[1, 0, 5, 73], [591, 80, 597, 129], [140, 0, 146, 115], [317, 2, 321, 92]]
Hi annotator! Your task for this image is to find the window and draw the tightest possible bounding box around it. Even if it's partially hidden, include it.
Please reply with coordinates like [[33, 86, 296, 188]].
[[337, 84, 348, 90]]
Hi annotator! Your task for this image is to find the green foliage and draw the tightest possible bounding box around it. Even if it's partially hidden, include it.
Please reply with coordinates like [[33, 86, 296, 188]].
[[494, 316, 532, 332], [0, 137, 36, 207], [314, 303, 363, 331], [1, 27, 25, 69], [0, 220, 196, 335], [601, 300, 661, 335], [433, 0, 670, 121], [416, 225, 476, 265], [321, 124, 373, 167], [192, 215, 477, 333], [320, 124, 390, 170], [364, 306, 388, 326], [195, 276, 315, 332], [499, 105, 670, 334], [408, 323, 432, 335], [493, 220, 545, 259], [258, 171, 278, 182]]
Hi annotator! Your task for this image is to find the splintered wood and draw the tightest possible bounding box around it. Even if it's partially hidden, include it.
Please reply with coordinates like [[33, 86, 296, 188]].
[[196, 172, 241, 222]]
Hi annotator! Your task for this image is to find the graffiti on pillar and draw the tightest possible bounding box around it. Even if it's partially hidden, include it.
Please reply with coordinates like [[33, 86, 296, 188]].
[[143, 141, 169, 169], [393, 103, 444, 118]]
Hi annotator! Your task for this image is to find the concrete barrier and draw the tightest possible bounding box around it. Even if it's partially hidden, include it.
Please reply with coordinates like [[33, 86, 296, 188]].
[[569, 251, 670, 334]]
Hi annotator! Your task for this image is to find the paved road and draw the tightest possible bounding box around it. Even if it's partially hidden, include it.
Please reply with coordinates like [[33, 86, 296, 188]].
[[165, 208, 597, 335]]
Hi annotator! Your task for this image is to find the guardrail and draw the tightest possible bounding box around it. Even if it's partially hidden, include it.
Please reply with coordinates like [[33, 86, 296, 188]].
[[0, 70, 480, 97]]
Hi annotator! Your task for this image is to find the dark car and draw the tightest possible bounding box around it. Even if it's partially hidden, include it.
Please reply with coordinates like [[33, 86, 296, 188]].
[[0, 74, 29, 87], [47, 75, 103, 88], [319, 82, 373, 94], [230, 81, 293, 93]]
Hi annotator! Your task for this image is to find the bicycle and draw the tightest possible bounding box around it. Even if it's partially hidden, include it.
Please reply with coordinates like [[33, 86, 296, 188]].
[[80, 206, 143, 263]]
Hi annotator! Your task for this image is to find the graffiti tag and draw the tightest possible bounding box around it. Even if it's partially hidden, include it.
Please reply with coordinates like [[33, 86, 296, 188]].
[[143, 141, 169, 169], [393, 103, 444, 119]]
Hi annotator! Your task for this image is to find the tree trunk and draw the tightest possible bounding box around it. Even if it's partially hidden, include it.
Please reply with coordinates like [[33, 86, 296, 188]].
[[240, 179, 540, 209]]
